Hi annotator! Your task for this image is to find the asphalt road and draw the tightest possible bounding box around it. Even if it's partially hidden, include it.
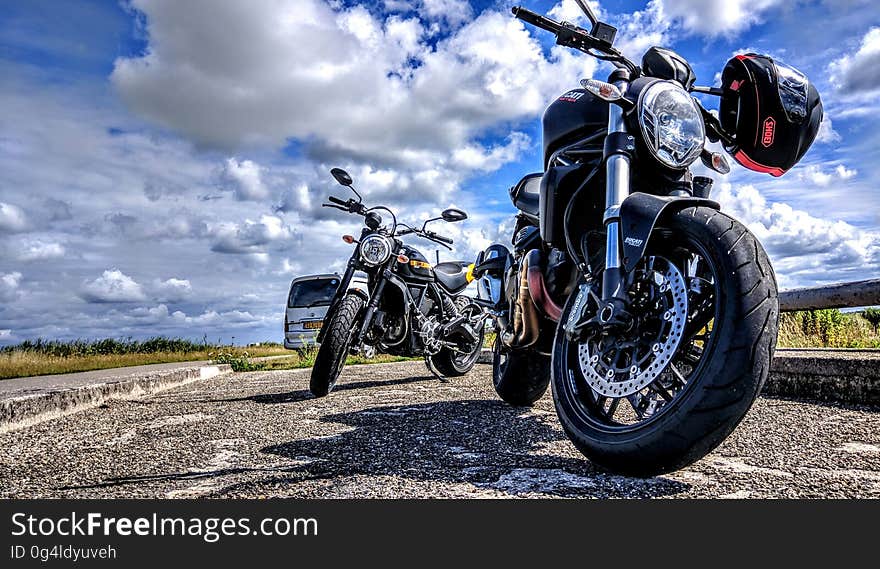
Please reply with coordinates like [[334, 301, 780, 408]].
[[1, 361, 878, 498]]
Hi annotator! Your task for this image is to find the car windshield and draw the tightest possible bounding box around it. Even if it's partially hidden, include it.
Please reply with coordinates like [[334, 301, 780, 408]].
[[288, 278, 339, 308]]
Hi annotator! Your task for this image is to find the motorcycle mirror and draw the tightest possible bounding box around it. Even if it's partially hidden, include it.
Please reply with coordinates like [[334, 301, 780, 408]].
[[573, 0, 598, 25], [330, 168, 353, 187], [329, 167, 363, 202], [441, 208, 468, 223]]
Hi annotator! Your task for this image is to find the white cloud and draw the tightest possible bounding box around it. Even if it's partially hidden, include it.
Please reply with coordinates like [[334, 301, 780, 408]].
[[657, 0, 782, 38], [218, 158, 269, 201], [816, 117, 841, 144], [0, 202, 28, 233], [80, 269, 148, 303], [714, 183, 880, 287], [829, 27, 880, 95], [153, 277, 193, 302], [798, 164, 858, 187], [209, 214, 294, 254], [17, 240, 66, 261], [0, 272, 23, 302], [111, 1, 590, 170]]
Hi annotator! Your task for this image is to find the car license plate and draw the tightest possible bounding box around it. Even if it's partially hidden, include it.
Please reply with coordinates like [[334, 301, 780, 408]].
[[303, 321, 323, 330]]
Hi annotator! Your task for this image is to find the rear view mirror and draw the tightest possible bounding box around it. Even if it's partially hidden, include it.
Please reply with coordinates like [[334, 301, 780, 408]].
[[441, 208, 468, 223], [330, 168, 353, 187]]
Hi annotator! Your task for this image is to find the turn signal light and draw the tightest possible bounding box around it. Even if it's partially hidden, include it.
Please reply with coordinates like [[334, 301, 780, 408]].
[[342, 235, 355, 244], [397, 254, 410, 264]]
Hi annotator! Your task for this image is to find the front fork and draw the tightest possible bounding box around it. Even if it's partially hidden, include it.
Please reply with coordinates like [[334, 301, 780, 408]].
[[566, 77, 634, 337], [600, 78, 636, 325]]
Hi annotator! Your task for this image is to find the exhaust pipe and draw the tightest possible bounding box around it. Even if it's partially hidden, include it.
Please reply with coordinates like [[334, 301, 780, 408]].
[[526, 249, 562, 322], [501, 250, 542, 348]]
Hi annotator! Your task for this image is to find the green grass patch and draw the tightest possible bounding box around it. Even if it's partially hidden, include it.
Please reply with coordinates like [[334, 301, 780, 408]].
[[0, 337, 289, 380]]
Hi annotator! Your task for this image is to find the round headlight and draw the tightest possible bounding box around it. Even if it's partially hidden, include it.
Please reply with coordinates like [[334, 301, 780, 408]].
[[639, 81, 705, 169], [359, 235, 392, 266]]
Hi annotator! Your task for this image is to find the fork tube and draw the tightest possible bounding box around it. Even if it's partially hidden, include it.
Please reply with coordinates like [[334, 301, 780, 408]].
[[602, 78, 632, 301]]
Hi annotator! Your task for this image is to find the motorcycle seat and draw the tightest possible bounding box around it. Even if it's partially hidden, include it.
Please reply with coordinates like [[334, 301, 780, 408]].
[[434, 261, 471, 294], [509, 173, 542, 221]]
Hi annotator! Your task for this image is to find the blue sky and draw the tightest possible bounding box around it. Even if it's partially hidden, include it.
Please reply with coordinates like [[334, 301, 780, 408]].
[[1, 0, 879, 345]]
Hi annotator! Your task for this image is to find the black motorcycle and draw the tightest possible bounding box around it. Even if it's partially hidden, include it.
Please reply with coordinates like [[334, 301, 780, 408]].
[[474, 1, 823, 475], [311, 168, 487, 397]]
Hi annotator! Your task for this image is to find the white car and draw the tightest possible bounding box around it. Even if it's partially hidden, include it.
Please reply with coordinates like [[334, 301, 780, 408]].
[[284, 273, 367, 349]]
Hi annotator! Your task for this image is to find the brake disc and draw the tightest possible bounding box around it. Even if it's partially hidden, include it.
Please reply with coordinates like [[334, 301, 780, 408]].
[[577, 257, 688, 398]]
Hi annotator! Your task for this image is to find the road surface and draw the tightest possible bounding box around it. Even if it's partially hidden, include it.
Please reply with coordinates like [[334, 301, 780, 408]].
[[1, 361, 878, 498]]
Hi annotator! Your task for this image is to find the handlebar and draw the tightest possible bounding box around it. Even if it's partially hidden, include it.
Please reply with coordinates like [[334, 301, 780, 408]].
[[511, 6, 561, 34], [512, 6, 638, 74], [327, 195, 347, 206], [426, 231, 454, 245]]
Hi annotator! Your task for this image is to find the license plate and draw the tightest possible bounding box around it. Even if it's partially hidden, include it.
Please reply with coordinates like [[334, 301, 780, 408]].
[[303, 320, 323, 330]]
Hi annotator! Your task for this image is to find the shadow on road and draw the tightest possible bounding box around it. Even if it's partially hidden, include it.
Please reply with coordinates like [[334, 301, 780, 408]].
[[247, 399, 690, 498], [59, 398, 690, 497]]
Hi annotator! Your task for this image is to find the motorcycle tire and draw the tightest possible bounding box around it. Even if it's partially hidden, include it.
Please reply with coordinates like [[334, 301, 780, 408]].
[[492, 340, 551, 406], [552, 207, 778, 476], [310, 293, 364, 397], [430, 297, 485, 377]]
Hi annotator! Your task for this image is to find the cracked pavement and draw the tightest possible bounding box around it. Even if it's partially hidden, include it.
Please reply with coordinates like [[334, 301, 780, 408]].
[[1, 361, 878, 498]]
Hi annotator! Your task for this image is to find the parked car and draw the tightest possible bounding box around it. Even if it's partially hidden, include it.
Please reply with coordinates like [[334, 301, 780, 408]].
[[284, 273, 366, 349]]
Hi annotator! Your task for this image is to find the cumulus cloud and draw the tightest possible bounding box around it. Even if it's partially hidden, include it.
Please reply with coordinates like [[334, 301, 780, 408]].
[[111, 0, 589, 168], [714, 183, 880, 286], [153, 278, 193, 302], [80, 269, 148, 303], [798, 164, 858, 187], [209, 215, 294, 254], [0, 272, 23, 302], [218, 158, 269, 201], [657, 0, 782, 38], [829, 27, 880, 95], [0, 202, 28, 233], [17, 239, 66, 261]]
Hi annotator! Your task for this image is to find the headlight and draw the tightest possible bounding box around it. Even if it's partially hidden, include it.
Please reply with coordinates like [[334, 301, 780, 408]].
[[639, 81, 705, 169], [358, 235, 392, 266]]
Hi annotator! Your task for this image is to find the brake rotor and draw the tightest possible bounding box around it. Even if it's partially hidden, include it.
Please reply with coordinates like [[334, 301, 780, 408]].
[[577, 257, 688, 398]]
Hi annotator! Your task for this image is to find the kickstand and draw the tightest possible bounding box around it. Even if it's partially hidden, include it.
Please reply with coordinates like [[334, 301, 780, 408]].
[[424, 354, 449, 383]]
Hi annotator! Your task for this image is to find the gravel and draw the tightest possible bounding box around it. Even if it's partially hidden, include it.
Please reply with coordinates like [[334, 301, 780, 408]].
[[0, 361, 877, 499]]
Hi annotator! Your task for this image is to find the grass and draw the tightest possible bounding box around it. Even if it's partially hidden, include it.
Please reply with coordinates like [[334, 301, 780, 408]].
[[0, 337, 289, 380], [777, 309, 880, 349], [3, 310, 878, 380], [212, 344, 413, 372]]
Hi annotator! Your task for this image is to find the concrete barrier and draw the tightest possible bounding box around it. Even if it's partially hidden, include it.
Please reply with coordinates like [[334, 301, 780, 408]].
[[0, 364, 232, 434], [476, 348, 880, 406]]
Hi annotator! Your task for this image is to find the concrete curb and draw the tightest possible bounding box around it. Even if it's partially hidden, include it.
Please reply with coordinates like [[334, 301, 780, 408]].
[[0, 364, 232, 434], [765, 349, 880, 405], [476, 348, 880, 406]]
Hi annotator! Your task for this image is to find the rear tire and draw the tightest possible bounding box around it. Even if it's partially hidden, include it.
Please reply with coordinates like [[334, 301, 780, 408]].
[[492, 340, 551, 406], [310, 294, 364, 397], [430, 297, 485, 377]]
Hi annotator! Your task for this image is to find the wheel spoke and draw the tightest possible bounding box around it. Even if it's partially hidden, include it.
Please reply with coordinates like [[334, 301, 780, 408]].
[[669, 363, 688, 387], [648, 381, 674, 402]]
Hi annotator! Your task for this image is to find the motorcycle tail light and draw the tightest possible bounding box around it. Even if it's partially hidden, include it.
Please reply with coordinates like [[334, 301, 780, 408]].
[[342, 235, 355, 244]]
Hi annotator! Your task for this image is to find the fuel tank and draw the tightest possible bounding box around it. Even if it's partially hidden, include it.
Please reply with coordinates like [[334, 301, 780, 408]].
[[542, 88, 609, 167], [396, 245, 434, 283]]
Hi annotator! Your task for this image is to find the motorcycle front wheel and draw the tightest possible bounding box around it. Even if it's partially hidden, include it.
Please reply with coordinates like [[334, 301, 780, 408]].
[[552, 206, 778, 477], [310, 293, 364, 397]]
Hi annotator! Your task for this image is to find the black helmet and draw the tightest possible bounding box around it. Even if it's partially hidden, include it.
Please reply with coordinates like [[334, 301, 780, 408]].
[[719, 54, 823, 177]]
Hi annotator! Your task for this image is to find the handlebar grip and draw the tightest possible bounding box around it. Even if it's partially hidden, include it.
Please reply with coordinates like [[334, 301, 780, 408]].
[[433, 234, 454, 245], [512, 6, 561, 34], [328, 196, 347, 206]]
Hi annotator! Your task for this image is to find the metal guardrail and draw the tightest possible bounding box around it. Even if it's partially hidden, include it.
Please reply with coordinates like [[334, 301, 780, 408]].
[[779, 278, 880, 312]]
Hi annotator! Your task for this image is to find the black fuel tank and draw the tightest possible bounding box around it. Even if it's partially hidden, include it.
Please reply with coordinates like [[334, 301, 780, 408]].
[[396, 245, 435, 283], [542, 88, 609, 166]]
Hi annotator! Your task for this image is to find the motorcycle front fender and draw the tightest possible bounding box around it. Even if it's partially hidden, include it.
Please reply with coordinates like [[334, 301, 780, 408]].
[[618, 193, 720, 272]]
